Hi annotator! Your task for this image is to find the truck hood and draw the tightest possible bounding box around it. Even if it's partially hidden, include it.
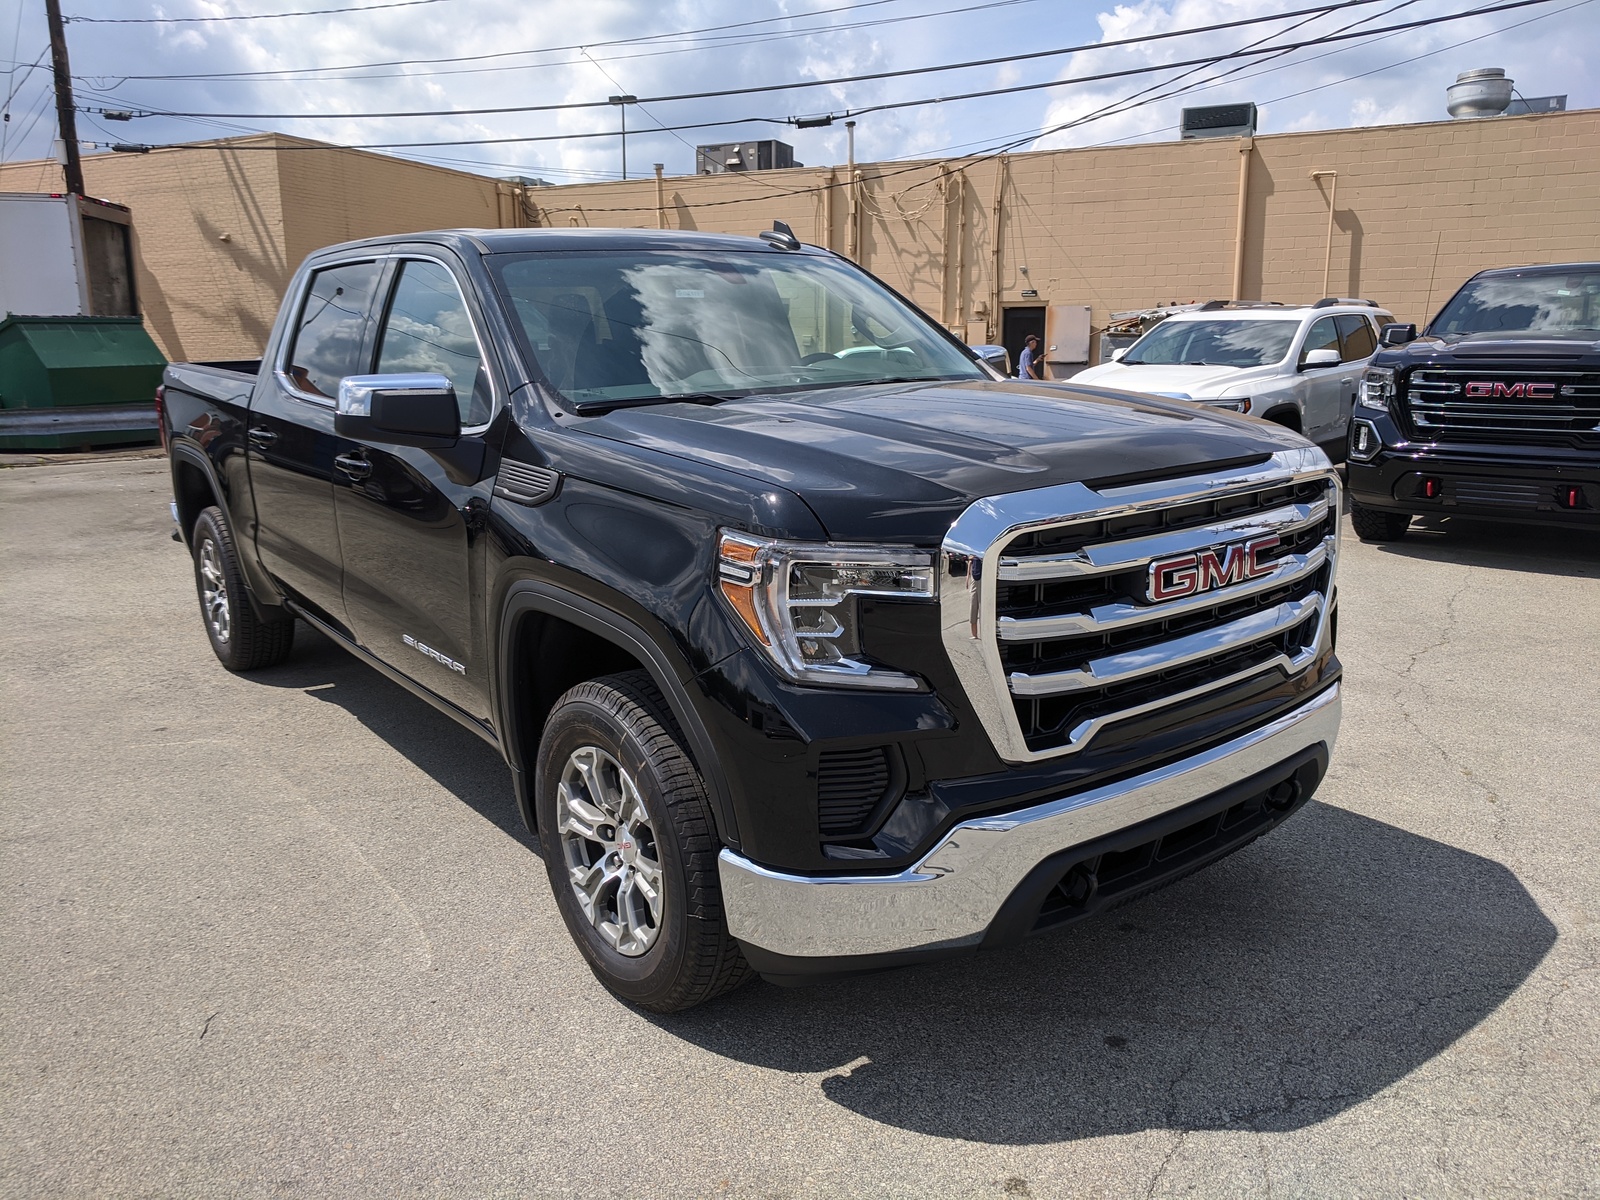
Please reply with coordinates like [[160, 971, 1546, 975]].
[[1071, 362, 1267, 398], [1397, 331, 1600, 362], [576, 379, 1310, 542]]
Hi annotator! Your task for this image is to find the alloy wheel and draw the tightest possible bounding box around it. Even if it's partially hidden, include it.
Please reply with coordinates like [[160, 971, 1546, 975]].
[[556, 745, 664, 957], [198, 537, 230, 645]]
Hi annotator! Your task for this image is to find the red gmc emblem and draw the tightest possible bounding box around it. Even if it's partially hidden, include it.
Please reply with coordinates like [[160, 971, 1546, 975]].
[[1464, 380, 1557, 399], [1148, 534, 1280, 603]]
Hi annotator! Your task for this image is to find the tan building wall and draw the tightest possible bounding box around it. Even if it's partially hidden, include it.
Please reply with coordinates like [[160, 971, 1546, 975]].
[[527, 108, 1599, 361], [3, 111, 1595, 364], [0, 134, 514, 361]]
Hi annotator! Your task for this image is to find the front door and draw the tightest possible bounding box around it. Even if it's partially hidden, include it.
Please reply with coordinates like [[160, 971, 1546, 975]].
[[333, 255, 502, 721], [1296, 315, 1349, 444], [248, 258, 384, 635]]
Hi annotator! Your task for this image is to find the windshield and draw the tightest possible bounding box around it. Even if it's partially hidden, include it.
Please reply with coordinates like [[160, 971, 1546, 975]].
[[488, 249, 983, 407], [1122, 319, 1299, 367], [1430, 269, 1600, 338]]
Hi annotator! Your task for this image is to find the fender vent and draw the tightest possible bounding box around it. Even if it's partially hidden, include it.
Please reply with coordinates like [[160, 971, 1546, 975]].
[[817, 747, 892, 837], [493, 461, 560, 506]]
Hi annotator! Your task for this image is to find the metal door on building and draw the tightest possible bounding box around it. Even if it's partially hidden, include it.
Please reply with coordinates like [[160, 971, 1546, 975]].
[[1002, 306, 1045, 378]]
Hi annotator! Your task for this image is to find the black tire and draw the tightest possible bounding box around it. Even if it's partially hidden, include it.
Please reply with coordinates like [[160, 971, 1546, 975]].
[[1349, 501, 1411, 542], [536, 670, 751, 1013], [191, 506, 296, 671]]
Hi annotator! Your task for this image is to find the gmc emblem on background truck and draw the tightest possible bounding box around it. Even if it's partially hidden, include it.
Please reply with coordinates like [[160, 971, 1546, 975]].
[[1148, 534, 1281, 603], [1465, 380, 1557, 399]]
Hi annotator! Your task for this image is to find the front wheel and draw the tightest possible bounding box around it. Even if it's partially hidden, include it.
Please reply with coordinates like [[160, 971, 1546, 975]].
[[535, 670, 751, 1012], [1349, 501, 1411, 542], [191, 506, 295, 671]]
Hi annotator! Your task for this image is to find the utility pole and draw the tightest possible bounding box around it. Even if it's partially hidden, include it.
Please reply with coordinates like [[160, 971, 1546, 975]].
[[609, 95, 635, 181], [44, 0, 84, 195]]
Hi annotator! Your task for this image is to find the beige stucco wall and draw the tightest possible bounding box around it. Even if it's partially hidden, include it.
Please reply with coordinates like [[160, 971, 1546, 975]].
[[4, 110, 1595, 363]]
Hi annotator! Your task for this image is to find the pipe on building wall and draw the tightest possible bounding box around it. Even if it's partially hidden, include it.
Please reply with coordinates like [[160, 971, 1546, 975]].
[[1311, 169, 1339, 298], [990, 155, 1008, 344], [823, 170, 836, 251], [654, 163, 666, 229], [939, 165, 954, 325], [1231, 136, 1253, 300], [954, 168, 967, 331]]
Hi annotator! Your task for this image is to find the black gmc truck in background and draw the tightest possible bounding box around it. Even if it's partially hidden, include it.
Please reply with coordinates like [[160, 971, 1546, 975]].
[[160, 226, 1343, 1012], [1348, 261, 1600, 540]]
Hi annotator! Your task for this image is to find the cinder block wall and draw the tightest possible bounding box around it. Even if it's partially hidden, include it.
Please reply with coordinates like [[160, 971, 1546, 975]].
[[526, 108, 1599, 347], [4, 110, 1595, 362]]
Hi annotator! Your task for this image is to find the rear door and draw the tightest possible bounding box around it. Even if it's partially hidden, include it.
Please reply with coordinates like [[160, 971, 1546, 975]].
[[248, 258, 384, 634], [1295, 315, 1347, 444], [1334, 314, 1379, 433], [332, 253, 502, 721]]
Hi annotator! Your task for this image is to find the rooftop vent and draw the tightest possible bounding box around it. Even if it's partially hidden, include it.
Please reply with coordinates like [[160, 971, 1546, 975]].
[[1180, 102, 1257, 140], [1447, 68, 1513, 119]]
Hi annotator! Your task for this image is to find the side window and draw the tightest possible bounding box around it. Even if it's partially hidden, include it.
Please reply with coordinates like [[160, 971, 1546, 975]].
[[1299, 316, 1341, 366], [1336, 314, 1377, 362], [285, 261, 383, 400], [375, 259, 490, 425]]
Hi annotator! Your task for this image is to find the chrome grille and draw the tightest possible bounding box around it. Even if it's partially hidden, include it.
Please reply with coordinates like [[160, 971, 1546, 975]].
[[1403, 368, 1600, 446], [940, 449, 1339, 764]]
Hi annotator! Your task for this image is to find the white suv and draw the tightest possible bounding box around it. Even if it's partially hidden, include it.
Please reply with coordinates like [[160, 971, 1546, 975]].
[[1074, 300, 1394, 453]]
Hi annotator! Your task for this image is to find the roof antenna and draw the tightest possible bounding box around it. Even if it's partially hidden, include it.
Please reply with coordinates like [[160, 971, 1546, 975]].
[[759, 220, 801, 251]]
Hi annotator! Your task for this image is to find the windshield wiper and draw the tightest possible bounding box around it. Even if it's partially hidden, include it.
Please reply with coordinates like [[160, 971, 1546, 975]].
[[572, 392, 741, 416]]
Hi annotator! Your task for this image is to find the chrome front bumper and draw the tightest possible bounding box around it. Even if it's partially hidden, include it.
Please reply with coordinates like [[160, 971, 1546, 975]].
[[718, 682, 1341, 961]]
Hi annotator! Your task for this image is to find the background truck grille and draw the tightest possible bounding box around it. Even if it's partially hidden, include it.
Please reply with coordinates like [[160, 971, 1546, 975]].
[[1402, 368, 1600, 447], [939, 454, 1340, 764]]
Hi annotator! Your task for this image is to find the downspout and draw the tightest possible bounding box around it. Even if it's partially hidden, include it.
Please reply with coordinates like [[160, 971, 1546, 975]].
[[1311, 169, 1339, 298], [939, 164, 953, 325], [990, 155, 1008, 344], [823, 170, 836, 251], [1231, 136, 1253, 300], [654, 163, 666, 229], [953, 168, 968, 331]]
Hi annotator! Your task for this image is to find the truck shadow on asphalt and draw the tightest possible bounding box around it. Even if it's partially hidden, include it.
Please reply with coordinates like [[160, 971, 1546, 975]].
[[1365, 516, 1600, 579], [251, 624, 534, 852], [652, 800, 1556, 1143], [249, 628, 1555, 1146]]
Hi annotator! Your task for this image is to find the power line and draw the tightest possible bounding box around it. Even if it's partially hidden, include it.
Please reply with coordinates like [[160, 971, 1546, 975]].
[[64, 0, 453, 23], [80, 0, 1040, 84], [98, 0, 1404, 119], [112, 0, 1554, 147]]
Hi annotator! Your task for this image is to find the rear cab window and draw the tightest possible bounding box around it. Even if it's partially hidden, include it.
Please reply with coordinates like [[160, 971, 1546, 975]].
[[283, 261, 384, 401]]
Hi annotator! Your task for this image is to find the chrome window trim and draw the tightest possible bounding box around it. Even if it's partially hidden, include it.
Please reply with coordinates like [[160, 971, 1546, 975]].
[[275, 252, 500, 434], [939, 446, 1340, 765]]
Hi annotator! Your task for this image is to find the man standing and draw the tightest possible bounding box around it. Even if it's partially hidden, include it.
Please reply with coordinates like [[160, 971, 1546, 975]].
[[1017, 334, 1043, 380]]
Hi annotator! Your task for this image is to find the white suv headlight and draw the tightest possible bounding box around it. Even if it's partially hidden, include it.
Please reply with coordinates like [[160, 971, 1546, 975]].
[[1359, 366, 1395, 411], [1205, 397, 1252, 413], [717, 531, 935, 690]]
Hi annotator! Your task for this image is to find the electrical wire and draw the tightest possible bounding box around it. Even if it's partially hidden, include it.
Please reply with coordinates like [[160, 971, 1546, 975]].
[[94, 0, 1405, 118], [65, 0, 454, 23], [81, 0, 1044, 85]]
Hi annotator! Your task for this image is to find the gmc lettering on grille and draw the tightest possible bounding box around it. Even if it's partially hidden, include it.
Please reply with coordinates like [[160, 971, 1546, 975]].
[[1464, 381, 1557, 399], [1148, 534, 1281, 603]]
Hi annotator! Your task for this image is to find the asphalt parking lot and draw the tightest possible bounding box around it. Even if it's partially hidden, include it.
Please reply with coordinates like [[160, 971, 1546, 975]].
[[2, 455, 1597, 1198]]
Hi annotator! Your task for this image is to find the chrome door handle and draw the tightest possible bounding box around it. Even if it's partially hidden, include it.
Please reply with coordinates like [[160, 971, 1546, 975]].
[[247, 426, 278, 447], [334, 452, 371, 480]]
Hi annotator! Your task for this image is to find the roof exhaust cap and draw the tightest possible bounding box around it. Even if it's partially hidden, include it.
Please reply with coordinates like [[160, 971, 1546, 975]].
[[1447, 67, 1513, 118]]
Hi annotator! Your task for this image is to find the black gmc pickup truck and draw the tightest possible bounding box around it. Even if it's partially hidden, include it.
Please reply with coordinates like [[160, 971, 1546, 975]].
[[1348, 261, 1600, 539], [160, 227, 1343, 1012]]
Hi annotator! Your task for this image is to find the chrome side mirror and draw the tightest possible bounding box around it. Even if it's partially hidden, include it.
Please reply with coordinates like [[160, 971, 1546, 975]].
[[1379, 322, 1417, 347], [969, 344, 1011, 376], [1300, 348, 1341, 371], [336, 374, 460, 449]]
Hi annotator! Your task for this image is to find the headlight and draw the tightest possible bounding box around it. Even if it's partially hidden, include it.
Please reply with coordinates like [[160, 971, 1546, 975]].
[[717, 532, 935, 690], [1206, 397, 1252, 413], [1359, 366, 1394, 411]]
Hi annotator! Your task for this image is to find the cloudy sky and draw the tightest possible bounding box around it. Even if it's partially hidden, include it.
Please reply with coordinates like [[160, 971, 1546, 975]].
[[2, 0, 1595, 184]]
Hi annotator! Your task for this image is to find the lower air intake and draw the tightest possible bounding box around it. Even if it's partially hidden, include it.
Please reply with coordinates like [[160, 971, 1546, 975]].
[[816, 747, 891, 838]]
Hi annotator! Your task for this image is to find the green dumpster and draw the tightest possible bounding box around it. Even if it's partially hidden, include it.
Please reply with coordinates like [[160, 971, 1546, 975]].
[[0, 315, 167, 450]]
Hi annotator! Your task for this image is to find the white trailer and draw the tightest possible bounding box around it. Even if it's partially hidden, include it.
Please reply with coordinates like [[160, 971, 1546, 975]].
[[0, 192, 137, 318]]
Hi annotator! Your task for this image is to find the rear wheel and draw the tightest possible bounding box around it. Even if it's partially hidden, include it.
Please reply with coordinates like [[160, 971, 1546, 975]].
[[536, 670, 751, 1012], [1349, 501, 1411, 542], [191, 506, 296, 671]]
